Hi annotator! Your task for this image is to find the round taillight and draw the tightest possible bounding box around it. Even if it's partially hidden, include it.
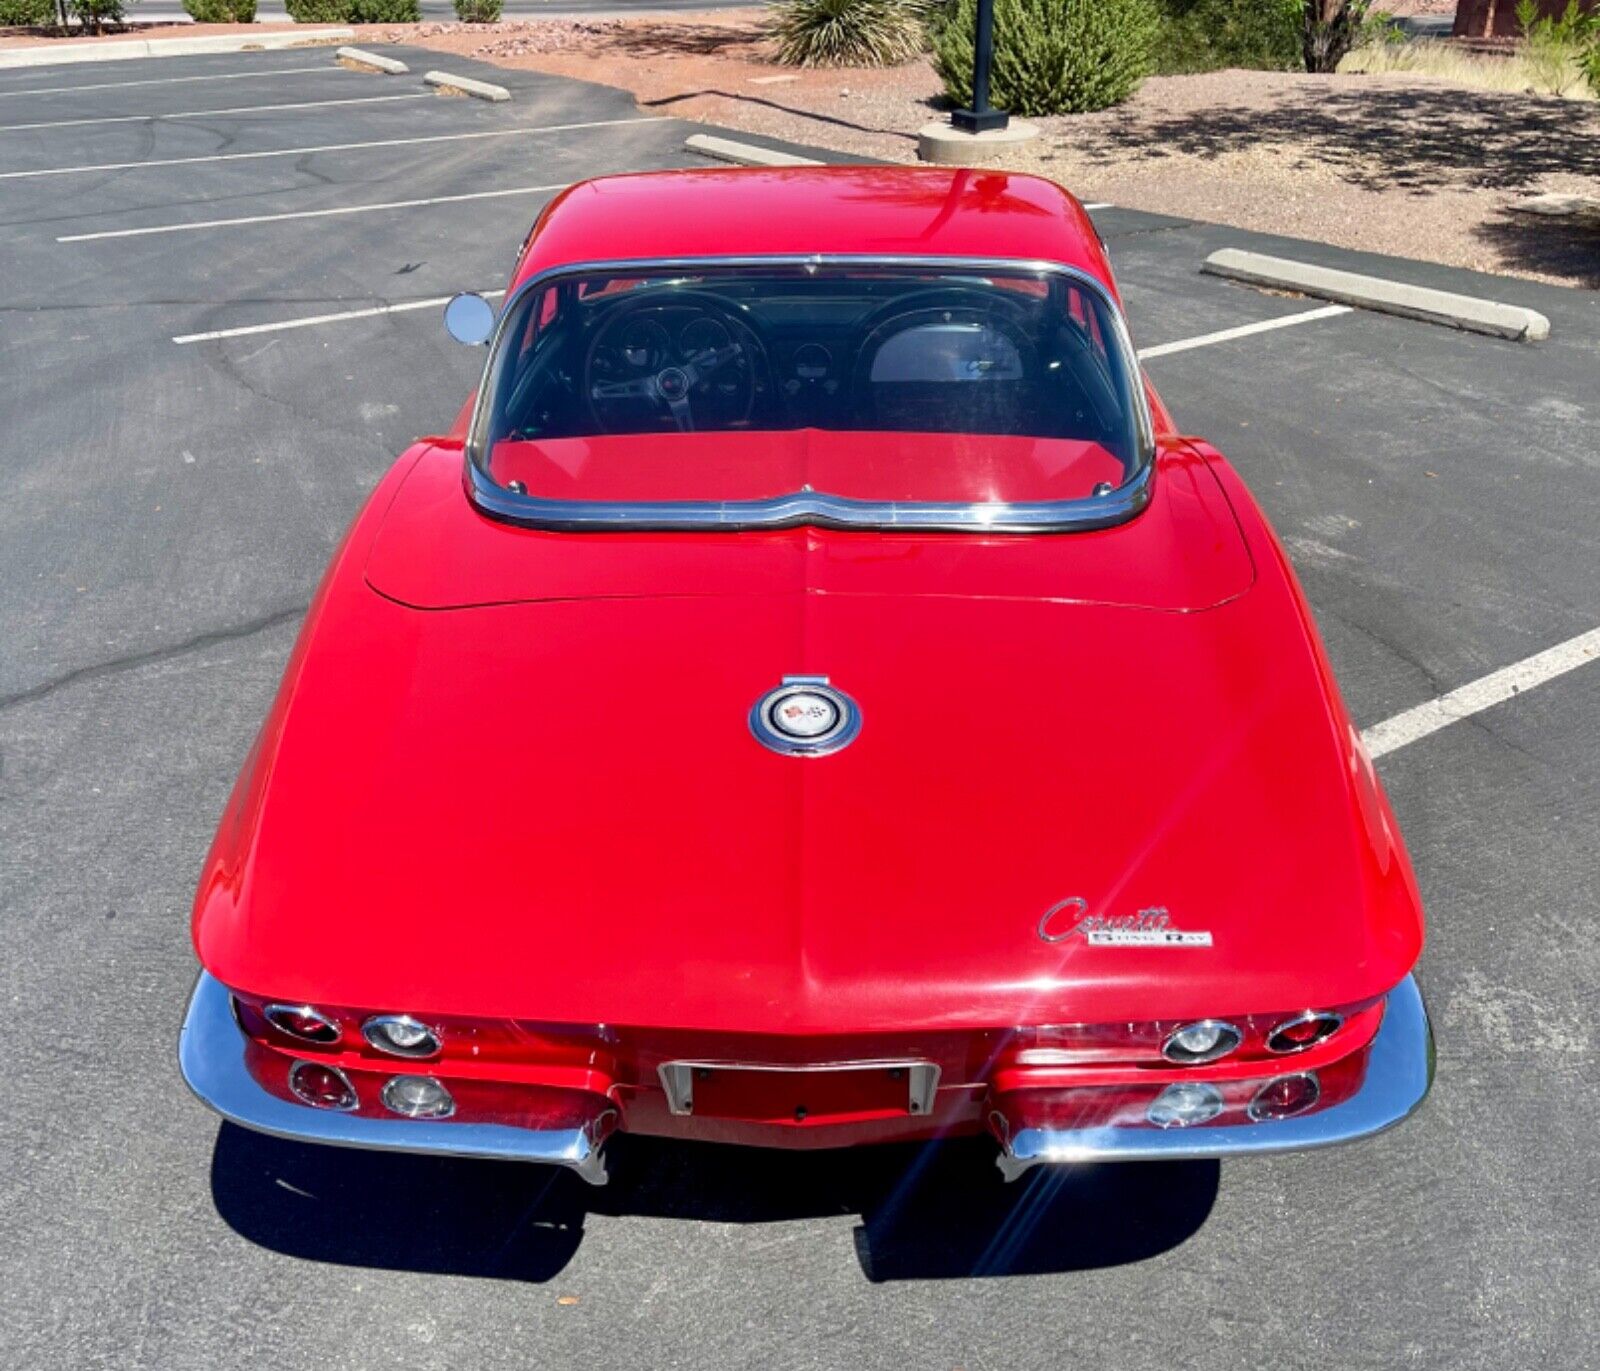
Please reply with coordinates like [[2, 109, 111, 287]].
[[1161, 1019, 1242, 1065], [1265, 1011, 1342, 1055], [264, 1003, 341, 1044], [1148, 1081, 1224, 1129], [288, 1061, 358, 1111], [1248, 1072, 1321, 1121], [362, 1015, 442, 1059], [380, 1075, 455, 1120]]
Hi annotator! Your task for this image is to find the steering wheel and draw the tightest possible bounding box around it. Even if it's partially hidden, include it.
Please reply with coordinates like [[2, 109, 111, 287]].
[[584, 292, 767, 434], [848, 288, 1037, 426]]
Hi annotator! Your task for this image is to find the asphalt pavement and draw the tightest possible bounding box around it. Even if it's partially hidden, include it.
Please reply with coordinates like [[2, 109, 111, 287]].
[[1, 42, 1597, 1371]]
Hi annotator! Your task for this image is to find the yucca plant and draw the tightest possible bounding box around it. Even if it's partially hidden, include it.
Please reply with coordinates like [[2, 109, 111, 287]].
[[771, 0, 927, 68]]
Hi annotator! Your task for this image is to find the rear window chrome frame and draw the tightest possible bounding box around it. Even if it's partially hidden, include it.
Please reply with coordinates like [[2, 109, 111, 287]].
[[462, 254, 1157, 534]]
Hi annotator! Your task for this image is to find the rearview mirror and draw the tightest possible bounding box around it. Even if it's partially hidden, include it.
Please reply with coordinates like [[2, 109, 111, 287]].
[[444, 292, 496, 346]]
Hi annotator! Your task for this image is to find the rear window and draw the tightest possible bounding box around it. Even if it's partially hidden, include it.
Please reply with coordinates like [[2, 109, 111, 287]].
[[469, 260, 1150, 525]]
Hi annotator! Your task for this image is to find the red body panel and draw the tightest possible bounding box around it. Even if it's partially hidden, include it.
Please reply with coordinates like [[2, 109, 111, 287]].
[[191, 168, 1423, 1149], [510, 168, 1119, 301]]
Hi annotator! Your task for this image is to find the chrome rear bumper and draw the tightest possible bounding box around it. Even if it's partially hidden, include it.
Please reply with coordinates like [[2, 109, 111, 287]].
[[990, 974, 1434, 1180], [178, 972, 613, 1185]]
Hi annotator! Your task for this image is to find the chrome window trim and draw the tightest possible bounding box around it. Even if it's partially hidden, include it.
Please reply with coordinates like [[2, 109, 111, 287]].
[[461, 254, 1157, 534]]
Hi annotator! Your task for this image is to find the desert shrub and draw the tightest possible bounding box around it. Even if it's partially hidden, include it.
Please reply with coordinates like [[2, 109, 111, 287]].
[[287, 0, 418, 20], [1153, 0, 1300, 74], [935, 0, 1160, 114], [67, 0, 122, 32], [0, 0, 54, 26], [183, 0, 256, 20], [772, 0, 926, 67], [1517, 0, 1598, 96], [346, 0, 419, 19], [454, 0, 501, 17], [1301, 0, 1371, 71]]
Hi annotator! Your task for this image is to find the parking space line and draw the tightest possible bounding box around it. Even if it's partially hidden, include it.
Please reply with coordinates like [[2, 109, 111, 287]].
[[59, 182, 567, 242], [0, 92, 430, 134], [0, 66, 339, 99], [1362, 626, 1600, 759], [1137, 305, 1352, 360], [172, 290, 508, 345], [0, 115, 666, 181]]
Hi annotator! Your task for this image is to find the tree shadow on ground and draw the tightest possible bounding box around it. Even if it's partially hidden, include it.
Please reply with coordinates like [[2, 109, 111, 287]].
[[1078, 82, 1600, 195], [1472, 211, 1600, 287], [211, 1124, 1218, 1283]]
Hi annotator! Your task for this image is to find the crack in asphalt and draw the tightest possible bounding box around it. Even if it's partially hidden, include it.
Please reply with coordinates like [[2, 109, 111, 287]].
[[0, 603, 306, 716]]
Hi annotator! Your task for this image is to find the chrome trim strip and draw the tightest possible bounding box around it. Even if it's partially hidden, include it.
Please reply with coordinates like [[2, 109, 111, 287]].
[[992, 974, 1434, 1181], [178, 972, 613, 1185], [656, 1057, 943, 1118], [461, 253, 1156, 534]]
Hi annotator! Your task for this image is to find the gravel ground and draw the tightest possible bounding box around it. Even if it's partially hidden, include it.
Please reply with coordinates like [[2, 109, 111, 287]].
[[371, 8, 1600, 288]]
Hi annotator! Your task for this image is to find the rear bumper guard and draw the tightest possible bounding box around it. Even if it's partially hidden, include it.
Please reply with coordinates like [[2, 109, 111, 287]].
[[989, 974, 1434, 1180], [178, 971, 614, 1185]]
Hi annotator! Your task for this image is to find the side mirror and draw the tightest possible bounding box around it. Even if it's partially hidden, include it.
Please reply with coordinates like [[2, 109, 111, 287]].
[[444, 292, 496, 346]]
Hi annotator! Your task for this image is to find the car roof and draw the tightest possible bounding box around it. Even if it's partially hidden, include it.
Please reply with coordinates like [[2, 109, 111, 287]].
[[511, 167, 1116, 295]]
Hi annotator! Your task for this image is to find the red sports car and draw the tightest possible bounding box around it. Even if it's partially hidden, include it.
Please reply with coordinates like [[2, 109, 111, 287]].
[[180, 168, 1432, 1185]]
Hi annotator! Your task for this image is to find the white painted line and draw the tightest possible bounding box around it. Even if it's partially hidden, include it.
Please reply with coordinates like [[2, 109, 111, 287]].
[[172, 289, 507, 344], [0, 92, 429, 134], [0, 65, 338, 99], [1082, 202, 1112, 210], [1362, 627, 1600, 760], [58, 181, 567, 242], [1137, 305, 1351, 360], [0, 115, 664, 181]]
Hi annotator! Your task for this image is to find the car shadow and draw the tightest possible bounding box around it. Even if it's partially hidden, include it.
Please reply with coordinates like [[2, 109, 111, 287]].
[[210, 1124, 1218, 1283]]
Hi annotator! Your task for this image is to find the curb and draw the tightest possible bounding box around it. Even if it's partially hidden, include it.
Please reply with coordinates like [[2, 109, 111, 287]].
[[683, 133, 821, 168], [335, 46, 408, 75], [0, 28, 354, 70], [1201, 248, 1551, 343], [424, 70, 509, 102]]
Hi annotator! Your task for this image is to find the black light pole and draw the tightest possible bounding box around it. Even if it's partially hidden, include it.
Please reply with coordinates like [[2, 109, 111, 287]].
[[951, 0, 1008, 134]]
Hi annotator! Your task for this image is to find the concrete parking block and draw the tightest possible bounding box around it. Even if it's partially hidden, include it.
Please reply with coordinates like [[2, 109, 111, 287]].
[[1201, 247, 1552, 342], [424, 70, 510, 102], [684, 133, 821, 167], [335, 47, 409, 76]]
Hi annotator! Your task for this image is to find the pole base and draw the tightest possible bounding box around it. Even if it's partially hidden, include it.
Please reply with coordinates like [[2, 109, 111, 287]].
[[917, 117, 1039, 166], [950, 107, 1010, 134]]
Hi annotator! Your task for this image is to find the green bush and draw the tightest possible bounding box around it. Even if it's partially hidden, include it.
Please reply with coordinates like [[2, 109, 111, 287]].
[[183, 0, 256, 20], [934, 0, 1160, 114], [1584, 39, 1600, 95], [1153, 0, 1299, 74], [772, 0, 926, 67], [286, 0, 418, 20], [1517, 0, 1598, 96], [454, 0, 502, 18], [68, 0, 122, 31], [0, 0, 54, 26]]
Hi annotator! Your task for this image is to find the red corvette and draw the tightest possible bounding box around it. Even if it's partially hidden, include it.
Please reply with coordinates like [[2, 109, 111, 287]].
[[180, 168, 1432, 1184]]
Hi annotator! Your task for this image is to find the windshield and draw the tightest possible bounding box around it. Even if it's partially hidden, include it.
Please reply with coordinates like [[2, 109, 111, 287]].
[[469, 260, 1150, 529]]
